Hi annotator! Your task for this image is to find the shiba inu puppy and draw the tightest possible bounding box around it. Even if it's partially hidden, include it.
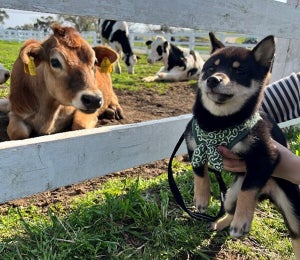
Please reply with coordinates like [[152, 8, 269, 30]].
[[184, 32, 300, 259]]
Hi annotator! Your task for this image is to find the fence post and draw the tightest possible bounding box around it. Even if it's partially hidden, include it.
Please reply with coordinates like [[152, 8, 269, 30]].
[[189, 31, 195, 50], [271, 0, 300, 82]]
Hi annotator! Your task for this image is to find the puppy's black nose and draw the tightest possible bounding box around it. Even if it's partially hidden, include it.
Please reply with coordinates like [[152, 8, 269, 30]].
[[207, 76, 221, 88]]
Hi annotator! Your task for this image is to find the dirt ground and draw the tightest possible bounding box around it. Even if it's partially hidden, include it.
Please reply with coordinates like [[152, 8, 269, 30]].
[[0, 81, 198, 210]]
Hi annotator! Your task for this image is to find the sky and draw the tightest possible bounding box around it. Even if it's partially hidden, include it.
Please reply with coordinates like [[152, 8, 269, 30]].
[[1, 8, 153, 32], [2, 1, 287, 29], [2, 9, 56, 28]]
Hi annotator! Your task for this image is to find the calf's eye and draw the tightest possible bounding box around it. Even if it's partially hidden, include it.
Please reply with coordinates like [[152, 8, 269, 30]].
[[50, 58, 62, 69]]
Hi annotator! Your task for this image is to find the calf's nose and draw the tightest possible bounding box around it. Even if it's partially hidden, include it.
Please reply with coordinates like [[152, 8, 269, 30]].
[[81, 94, 102, 111]]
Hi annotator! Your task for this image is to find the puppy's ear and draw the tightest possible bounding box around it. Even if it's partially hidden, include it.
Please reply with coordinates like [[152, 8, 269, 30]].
[[209, 32, 225, 54], [252, 35, 275, 69]]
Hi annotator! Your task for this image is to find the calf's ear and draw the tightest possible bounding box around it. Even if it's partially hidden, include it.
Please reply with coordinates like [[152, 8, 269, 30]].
[[20, 39, 45, 67], [93, 46, 119, 64]]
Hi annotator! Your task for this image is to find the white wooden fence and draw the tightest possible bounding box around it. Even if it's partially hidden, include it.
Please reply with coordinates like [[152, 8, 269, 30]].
[[0, 0, 299, 204], [0, 29, 257, 54]]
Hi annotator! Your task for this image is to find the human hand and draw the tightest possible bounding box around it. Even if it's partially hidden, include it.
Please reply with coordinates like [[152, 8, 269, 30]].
[[217, 146, 246, 172]]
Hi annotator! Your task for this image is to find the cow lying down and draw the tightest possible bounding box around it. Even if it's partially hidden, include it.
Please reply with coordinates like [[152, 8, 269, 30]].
[[143, 36, 204, 82], [0, 24, 124, 140]]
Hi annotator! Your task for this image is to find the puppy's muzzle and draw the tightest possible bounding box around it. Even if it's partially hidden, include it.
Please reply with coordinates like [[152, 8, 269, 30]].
[[207, 76, 222, 88]]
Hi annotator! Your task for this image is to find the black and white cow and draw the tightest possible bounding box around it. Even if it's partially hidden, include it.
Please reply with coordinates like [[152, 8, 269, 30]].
[[143, 36, 204, 82], [99, 19, 138, 74], [0, 64, 10, 84]]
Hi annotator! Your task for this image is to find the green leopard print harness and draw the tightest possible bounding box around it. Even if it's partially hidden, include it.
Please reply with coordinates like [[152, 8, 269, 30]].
[[191, 112, 261, 171]]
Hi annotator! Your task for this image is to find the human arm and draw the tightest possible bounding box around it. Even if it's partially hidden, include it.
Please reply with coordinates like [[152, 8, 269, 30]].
[[218, 142, 300, 185]]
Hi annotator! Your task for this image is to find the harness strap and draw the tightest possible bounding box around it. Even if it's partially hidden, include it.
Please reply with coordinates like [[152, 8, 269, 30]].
[[168, 133, 227, 222]]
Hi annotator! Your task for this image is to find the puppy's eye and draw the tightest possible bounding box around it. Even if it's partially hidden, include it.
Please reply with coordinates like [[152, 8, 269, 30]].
[[50, 58, 62, 69], [233, 67, 245, 74], [207, 66, 215, 73]]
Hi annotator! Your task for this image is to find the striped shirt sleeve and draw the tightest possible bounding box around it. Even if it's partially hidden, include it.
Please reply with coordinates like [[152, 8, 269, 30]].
[[261, 72, 300, 123]]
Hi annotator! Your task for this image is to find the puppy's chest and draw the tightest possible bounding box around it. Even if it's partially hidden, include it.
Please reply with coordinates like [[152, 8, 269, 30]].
[[191, 114, 261, 171]]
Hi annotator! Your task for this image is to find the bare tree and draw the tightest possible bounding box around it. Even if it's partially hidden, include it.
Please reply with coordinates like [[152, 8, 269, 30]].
[[34, 16, 56, 31], [58, 15, 97, 32]]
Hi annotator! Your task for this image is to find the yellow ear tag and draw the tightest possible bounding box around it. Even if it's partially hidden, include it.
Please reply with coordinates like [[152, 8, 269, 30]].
[[147, 44, 151, 50], [24, 57, 37, 76], [100, 57, 113, 73]]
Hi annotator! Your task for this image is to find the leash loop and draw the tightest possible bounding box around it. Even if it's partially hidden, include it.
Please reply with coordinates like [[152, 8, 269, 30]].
[[168, 133, 227, 222]]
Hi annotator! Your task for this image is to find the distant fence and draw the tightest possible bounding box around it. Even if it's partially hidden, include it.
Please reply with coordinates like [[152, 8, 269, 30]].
[[0, 29, 49, 42], [0, 28, 257, 54]]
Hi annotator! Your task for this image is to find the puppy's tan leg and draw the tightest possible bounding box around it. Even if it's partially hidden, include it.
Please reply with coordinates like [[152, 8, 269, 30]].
[[211, 214, 234, 231], [212, 176, 244, 230], [230, 189, 257, 238], [292, 238, 300, 260], [194, 164, 210, 213], [72, 110, 98, 130]]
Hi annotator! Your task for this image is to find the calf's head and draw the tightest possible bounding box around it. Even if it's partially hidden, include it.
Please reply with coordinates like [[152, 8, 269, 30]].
[[124, 53, 138, 74], [20, 24, 117, 113], [145, 36, 170, 64]]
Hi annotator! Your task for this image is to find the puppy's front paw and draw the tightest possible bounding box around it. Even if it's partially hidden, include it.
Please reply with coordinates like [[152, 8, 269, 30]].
[[194, 194, 210, 213], [194, 173, 211, 213], [229, 217, 251, 238], [211, 214, 233, 231]]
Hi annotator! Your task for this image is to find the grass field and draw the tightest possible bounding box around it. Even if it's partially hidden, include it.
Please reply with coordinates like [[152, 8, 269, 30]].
[[0, 40, 299, 259]]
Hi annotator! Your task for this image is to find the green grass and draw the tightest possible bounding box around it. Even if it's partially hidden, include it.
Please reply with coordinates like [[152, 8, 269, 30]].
[[0, 40, 20, 96], [0, 158, 296, 259], [111, 54, 170, 93], [0, 40, 298, 259]]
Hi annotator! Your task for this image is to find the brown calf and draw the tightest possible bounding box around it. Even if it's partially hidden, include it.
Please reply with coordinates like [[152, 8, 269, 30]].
[[6, 24, 123, 140]]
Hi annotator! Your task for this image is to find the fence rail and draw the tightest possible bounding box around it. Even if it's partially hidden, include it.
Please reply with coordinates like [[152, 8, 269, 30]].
[[0, 0, 298, 204], [0, 28, 257, 54]]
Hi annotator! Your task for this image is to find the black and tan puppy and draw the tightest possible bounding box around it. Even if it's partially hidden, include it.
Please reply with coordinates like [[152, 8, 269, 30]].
[[184, 32, 300, 258]]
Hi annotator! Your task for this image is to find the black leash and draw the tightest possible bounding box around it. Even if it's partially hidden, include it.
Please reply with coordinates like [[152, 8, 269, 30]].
[[168, 133, 227, 222]]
